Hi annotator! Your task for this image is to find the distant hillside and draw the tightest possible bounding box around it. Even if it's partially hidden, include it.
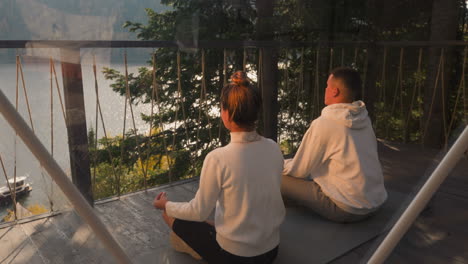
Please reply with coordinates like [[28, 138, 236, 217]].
[[0, 0, 172, 40], [0, 0, 172, 64]]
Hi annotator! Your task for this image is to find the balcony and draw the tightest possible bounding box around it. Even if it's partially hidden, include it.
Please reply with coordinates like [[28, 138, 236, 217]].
[[0, 40, 467, 263], [1, 138, 467, 263]]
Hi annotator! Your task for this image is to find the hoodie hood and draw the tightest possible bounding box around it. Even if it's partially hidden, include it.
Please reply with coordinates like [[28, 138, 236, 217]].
[[320, 100, 369, 129]]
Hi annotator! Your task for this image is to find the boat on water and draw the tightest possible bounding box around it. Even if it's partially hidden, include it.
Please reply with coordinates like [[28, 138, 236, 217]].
[[0, 176, 32, 205]]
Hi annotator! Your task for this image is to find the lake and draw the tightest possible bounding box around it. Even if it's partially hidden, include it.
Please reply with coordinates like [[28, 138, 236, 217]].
[[0, 49, 153, 220]]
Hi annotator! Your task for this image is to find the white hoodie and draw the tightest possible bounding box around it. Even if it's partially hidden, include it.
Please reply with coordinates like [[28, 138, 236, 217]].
[[283, 101, 387, 214]]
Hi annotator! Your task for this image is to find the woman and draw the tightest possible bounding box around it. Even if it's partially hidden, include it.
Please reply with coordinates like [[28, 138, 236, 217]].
[[153, 71, 285, 264]]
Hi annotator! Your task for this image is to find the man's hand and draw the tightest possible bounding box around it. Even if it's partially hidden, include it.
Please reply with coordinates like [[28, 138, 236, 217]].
[[153, 192, 168, 210]]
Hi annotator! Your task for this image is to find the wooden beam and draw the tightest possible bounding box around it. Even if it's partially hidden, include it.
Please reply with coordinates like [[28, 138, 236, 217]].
[[260, 48, 279, 141], [257, 0, 279, 142], [423, 0, 460, 148], [60, 48, 93, 205], [2, 40, 466, 50]]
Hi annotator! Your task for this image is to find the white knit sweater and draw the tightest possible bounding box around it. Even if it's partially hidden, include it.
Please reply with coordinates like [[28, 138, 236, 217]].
[[166, 131, 285, 257], [283, 101, 387, 215]]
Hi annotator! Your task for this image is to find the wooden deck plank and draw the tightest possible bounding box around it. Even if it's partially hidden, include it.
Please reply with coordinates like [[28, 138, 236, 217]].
[[330, 143, 468, 264], [20, 217, 95, 264], [136, 183, 196, 204], [177, 180, 199, 194], [0, 225, 45, 264], [0, 144, 466, 264], [47, 210, 113, 263], [19, 218, 62, 263], [94, 187, 199, 263], [95, 200, 157, 257]]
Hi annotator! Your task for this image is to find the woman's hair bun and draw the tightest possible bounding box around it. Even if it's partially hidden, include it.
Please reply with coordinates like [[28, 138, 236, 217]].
[[231, 71, 250, 86]]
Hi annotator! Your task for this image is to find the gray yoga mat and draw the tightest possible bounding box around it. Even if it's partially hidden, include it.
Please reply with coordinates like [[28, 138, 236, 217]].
[[276, 190, 408, 264]]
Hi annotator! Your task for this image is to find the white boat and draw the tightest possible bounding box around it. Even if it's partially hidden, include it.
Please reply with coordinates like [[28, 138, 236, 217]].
[[0, 176, 32, 204]]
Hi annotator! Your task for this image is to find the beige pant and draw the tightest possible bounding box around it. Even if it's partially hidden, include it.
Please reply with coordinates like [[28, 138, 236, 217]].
[[281, 175, 371, 223]]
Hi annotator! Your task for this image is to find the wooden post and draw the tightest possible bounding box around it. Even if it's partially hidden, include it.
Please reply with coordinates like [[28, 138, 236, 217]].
[[256, 0, 279, 142], [60, 48, 93, 205], [423, 0, 459, 148], [260, 48, 279, 141]]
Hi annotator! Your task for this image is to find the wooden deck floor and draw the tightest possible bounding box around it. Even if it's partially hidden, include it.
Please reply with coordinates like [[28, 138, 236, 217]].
[[0, 141, 467, 263], [0, 179, 201, 264], [332, 140, 468, 264]]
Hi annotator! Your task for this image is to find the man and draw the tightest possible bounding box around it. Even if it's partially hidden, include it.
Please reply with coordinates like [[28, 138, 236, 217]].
[[282, 67, 387, 223]]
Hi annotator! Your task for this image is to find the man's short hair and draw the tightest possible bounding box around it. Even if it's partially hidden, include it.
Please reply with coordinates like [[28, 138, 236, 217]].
[[330, 67, 362, 101]]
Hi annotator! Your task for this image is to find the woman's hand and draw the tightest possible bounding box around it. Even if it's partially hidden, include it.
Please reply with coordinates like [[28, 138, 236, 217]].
[[153, 192, 168, 210]]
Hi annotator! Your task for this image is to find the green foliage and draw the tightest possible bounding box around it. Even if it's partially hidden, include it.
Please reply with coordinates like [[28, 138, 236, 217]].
[[2, 204, 48, 222], [91, 0, 260, 199], [89, 0, 467, 199]]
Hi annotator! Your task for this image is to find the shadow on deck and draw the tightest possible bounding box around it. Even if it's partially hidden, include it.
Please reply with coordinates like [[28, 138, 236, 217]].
[[1, 141, 467, 264]]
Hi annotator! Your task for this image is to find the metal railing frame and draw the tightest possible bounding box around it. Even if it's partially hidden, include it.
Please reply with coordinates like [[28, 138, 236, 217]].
[[0, 40, 467, 49], [1, 39, 468, 263]]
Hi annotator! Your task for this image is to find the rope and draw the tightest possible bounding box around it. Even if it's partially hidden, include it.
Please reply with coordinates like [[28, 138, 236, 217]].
[[49, 56, 67, 209], [50, 59, 54, 157], [312, 47, 320, 119], [152, 52, 173, 181], [50, 59, 67, 122], [117, 51, 130, 197], [123, 51, 148, 191], [294, 47, 306, 148], [422, 48, 444, 145], [196, 49, 213, 151], [14, 54, 18, 149], [417, 51, 424, 137], [92, 55, 119, 197], [318, 47, 323, 111], [447, 47, 467, 141], [0, 152, 17, 220], [177, 51, 196, 176], [48, 57, 55, 211], [386, 48, 404, 139], [92, 55, 99, 194], [16, 55, 53, 211], [441, 49, 448, 148], [279, 49, 290, 145], [404, 48, 423, 143], [375, 47, 387, 131], [196, 50, 205, 151], [224, 49, 229, 86], [144, 53, 155, 181], [380, 47, 388, 103], [353, 47, 358, 66], [142, 52, 157, 192], [13, 54, 19, 218], [398, 48, 405, 140], [17, 56, 34, 131], [258, 49, 263, 108], [329, 47, 334, 73], [202, 53, 212, 143], [295, 47, 305, 116], [218, 49, 228, 146], [464, 47, 468, 125], [176, 51, 191, 144], [49, 57, 67, 206], [243, 48, 247, 72], [170, 89, 179, 184], [341, 47, 345, 67], [362, 49, 369, 101]]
